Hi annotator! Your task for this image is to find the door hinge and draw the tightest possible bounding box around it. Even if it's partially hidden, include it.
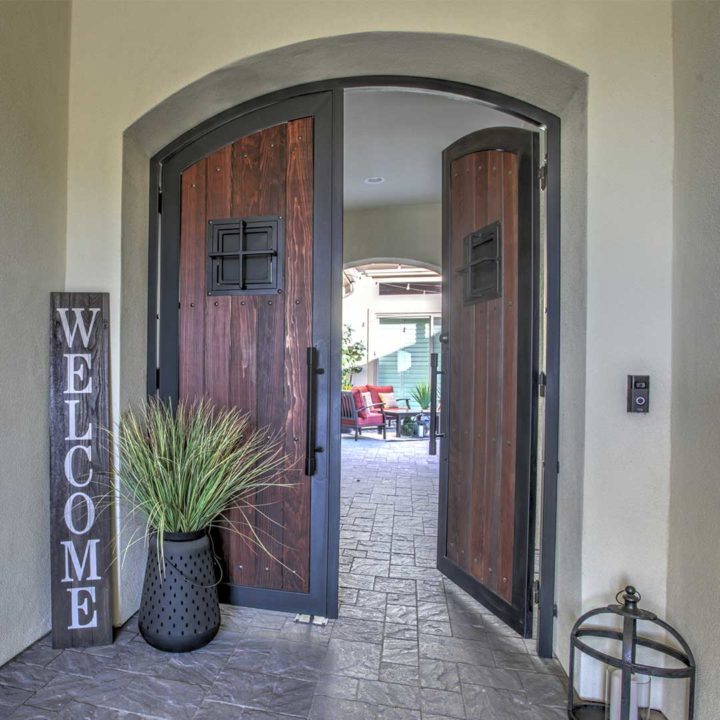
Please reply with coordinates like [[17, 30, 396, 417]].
[[157, 191, 163, 214], [156, 367, 160, 390], [553, 603, 558, 618], [538, 161, 547, 191], [537, 371, 547, 397], [533, 579, 541, 605]]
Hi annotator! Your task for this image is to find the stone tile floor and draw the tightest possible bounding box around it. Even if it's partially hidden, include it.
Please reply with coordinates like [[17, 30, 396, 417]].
[[0, 437, 566, 719]]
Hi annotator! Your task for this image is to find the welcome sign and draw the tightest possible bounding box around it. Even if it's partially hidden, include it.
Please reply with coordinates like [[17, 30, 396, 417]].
[[49, 293, 113, 648]]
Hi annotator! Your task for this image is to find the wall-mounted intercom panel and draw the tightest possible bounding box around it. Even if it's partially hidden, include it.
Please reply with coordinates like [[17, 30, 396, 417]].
[[627, 375, 650, 413]]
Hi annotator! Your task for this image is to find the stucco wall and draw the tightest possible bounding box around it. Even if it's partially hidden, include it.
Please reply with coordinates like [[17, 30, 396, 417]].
[[64, 0, 675, 689], [666, 3, 720, 718], [0, 1, 70, 665], [344, 203, 441, 270]]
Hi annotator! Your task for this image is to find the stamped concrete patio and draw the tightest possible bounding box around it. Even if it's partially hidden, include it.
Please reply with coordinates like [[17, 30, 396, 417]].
[[0, 438, 565, 720]]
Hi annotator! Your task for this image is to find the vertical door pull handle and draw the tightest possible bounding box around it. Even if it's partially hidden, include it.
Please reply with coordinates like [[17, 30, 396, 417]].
[[305, 347, 324, 476], [429, 352, 445, 456]]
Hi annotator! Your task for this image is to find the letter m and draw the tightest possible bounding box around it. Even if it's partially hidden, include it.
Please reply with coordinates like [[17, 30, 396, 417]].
[[61, 539, 101, 582]]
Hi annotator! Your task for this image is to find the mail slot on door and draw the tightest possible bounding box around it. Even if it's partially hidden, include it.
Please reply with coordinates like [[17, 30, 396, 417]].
[[627, 375, 650, 413]]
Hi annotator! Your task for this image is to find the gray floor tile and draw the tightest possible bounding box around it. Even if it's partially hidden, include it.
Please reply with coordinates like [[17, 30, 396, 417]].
[[314, 673, 359, 700], [309, 695, 376, 720], [0, 663, 59, 693], [418, 660, 460, 692], [420, 687, 466, 719], [381, 639, 418, 667], [375, 706, 420, 720], [8, 706, 60, 720], [260, 639, 327, 681], [357, 679, 420, 709], [378, 663, 419, 686], [0, 441, 567, 720], [323, 639, 382, 679], [207, 670, 315, 717]]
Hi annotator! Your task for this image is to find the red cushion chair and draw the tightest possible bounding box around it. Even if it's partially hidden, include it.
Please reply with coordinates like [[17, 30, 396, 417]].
[[367, 384, 393, 406], [366, 385, 411, 432], [341, 390, 386, 440], [350, 385, 369, 418]]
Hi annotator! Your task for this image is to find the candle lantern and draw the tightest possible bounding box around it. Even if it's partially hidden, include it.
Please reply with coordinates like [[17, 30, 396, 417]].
[[568, 586, 695, 720]]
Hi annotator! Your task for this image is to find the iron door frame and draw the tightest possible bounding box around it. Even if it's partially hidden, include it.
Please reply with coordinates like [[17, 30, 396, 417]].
[[437, 128, 540, 638], [150, 91, 342, 618], [147, 76, 560, 655]]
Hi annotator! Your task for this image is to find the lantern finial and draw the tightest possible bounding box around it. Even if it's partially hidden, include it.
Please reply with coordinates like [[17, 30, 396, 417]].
[[617, 585, 641, 609]]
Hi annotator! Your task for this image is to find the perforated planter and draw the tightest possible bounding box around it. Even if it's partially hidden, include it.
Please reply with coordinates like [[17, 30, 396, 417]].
[[139, 530, 221, 652]]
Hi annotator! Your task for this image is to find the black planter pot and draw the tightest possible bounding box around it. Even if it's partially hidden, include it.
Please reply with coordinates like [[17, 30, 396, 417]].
[[138, 530, 221, 652]]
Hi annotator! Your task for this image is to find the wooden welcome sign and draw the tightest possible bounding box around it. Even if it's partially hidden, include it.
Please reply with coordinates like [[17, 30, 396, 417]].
[[49, 293, 113, 648]]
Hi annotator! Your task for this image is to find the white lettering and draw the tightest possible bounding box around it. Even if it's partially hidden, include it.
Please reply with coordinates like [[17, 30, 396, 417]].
[[63, 445, 93, 488], [61, 539, 100, 582], [57, 308, 100, 349], [64, 354, 92, 394], [65, 400, 92, 441], [63, 492, 95, 535], [67, 587, 98, 630]]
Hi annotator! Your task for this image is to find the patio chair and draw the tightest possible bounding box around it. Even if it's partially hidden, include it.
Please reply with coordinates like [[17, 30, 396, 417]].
[[341, 390, 386, 440], [365, 385, 410, 433]]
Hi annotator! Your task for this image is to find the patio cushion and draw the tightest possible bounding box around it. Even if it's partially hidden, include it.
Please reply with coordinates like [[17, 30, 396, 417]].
[[368, 384, 393, 405], [357, 412, 384, 427], [350, 388, 368, 418], [378, 391, 398, 408]]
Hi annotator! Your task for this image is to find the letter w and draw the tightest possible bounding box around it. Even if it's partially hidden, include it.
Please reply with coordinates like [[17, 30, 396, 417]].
[[57, 308, 100, 349], [61, 539, 100, 582]]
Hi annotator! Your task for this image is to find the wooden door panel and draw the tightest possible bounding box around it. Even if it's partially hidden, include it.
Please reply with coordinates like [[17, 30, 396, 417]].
[[439, 128, 536, 636], [178, 119, 313, 594]]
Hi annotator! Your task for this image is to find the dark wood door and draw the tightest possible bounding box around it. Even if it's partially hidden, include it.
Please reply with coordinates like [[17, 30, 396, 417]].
[[158, 93, 338, 617], [437, 128, 538, 636]]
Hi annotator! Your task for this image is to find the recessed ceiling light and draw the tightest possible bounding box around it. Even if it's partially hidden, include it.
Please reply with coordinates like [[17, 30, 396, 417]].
[[364, 176, 385, 185]]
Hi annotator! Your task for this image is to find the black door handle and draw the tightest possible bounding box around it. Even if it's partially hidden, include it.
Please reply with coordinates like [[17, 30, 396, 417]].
[[429, 352, 445, 456], [305, 347, 324, 476]]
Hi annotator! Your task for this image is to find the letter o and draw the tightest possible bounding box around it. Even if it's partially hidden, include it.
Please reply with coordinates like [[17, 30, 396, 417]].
[[64, 492, 96, 535]]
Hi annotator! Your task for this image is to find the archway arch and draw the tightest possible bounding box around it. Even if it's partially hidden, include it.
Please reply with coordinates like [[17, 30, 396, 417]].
[[119, 32, 588, 661], [343, 258, 442, 275]]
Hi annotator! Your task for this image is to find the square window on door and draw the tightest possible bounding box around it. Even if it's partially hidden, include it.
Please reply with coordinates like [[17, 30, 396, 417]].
[[207, 216, 284, 295], [463, 221, 502, 303]]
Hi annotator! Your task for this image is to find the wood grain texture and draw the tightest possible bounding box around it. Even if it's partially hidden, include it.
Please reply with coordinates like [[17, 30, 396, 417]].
[[179, 160, 207, 401], [446, 155, 470, 566], [499, 152, 519, 603], [178, 121, 313, 594], [446, 149, 519, 603], [282, 117, 314, 592], [49, 293, 113, 648]]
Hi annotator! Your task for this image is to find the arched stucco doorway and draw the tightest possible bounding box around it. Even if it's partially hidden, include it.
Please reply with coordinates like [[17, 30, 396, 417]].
[[119, 32, 588, 663]]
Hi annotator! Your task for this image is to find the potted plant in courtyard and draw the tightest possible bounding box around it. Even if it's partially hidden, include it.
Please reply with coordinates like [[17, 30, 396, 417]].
[[117, 398, 287, 652], [411, 382, 435, 436], [410, 382, 432, 412]]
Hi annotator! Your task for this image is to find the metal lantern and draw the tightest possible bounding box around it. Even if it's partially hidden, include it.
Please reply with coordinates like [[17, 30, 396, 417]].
[[568, 586, 696, 720]]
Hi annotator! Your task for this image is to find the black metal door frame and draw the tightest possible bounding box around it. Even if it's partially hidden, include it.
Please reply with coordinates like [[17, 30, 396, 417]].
[[149, 92, 340, 618], [147, 76, 560, 655]]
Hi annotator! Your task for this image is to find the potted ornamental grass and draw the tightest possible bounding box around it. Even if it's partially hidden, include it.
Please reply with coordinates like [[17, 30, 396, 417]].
[[117, 397, 287, 652]]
